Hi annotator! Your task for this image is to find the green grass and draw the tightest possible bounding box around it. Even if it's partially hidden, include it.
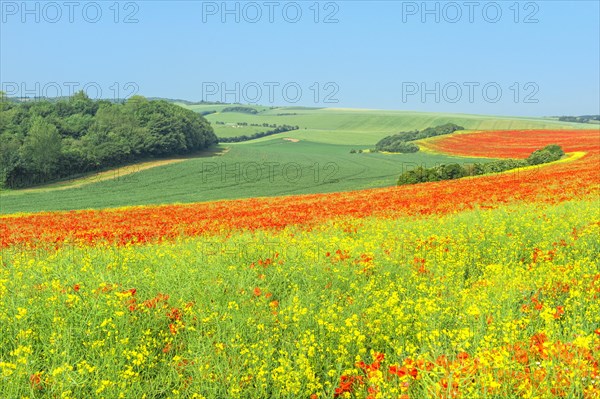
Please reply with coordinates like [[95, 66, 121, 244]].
[[212, 123, 276, 138], [1, 106, 590, 214]]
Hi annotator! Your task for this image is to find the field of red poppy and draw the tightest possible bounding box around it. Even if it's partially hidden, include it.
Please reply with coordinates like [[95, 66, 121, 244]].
[[1, 130, 599, 249], [1, 129, 599, 399], [420, 129, 600, 158]]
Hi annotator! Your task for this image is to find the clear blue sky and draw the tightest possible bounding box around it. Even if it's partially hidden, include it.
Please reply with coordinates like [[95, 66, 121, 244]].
[[1, 0, 599, 116]]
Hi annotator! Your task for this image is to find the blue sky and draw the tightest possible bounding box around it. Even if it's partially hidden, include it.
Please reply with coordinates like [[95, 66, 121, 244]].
[[1, 0, 599, 116]]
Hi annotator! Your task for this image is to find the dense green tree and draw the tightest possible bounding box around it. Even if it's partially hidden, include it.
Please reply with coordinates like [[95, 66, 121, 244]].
[[375, 123, 464, 153], [438, 164, 467, 180], [527, 144, 564, 165], [398, 145, 564, 186], [20, 117, 62, 179], [0, 94, 217, 188], [218, 124, 299, 143], [0, 134, 23, 186], [58, 113, 95, 138]]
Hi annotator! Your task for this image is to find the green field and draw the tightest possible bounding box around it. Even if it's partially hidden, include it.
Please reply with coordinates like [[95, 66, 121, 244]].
[[197, 106, 589, 145], [212, 123, 274, 138], [0, 140, 491, 214], [0, 106, 588, 215]]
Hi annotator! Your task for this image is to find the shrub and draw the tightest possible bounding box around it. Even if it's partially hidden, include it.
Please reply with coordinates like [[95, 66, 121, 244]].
[[375, 123, 464, 153], [398, 145, 565, 186]]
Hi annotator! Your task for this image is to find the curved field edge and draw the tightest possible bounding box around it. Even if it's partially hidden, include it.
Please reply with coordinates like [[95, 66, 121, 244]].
[[1, 155, 598, 248], [2, 128, 595, 214], [418, 129, 600, 158], [1, 198, 599, 398], [460, 151, 587, 180], [0, 140, 496, 215], [1, 129, 597, 248], [0, 149, 585, 217], [0, 148, 230, 196]]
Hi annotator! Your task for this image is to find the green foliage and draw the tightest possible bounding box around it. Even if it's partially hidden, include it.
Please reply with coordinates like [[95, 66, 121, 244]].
[[375, 123, 464, 153], [527, 145, 564, 165], [0, 133, 24, 187], [0, 92, 217, 188], [217, 124, 299, 143], [397, 145, 564, 185], [481, 159, 528, 173], [558, 115, 600, 124], [396, 166, 429, 185], [221, 106, 259, 114], [384, 142, 419, 153], [20, 117, 62, 176]]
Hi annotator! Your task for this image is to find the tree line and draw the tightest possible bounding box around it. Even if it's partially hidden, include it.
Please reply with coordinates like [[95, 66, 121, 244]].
[[397, 145, 565, 185], [221, 106, 259, 114], [558, 115, 600, 124], [217, 125, 299, 143], [373, 123, 465, 153], [0, 91, 217, 188]]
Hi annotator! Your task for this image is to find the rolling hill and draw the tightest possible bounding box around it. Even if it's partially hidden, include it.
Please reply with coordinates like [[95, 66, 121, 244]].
[[0, 106, 590, 214]]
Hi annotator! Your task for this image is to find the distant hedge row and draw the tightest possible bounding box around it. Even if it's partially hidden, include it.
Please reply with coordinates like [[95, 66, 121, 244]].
[[221, 106, 259, 114], [374, 123, 465, 153], [217, 125, 299, 143], [558, 115, 599, 124], [397, 144, 565, 185]]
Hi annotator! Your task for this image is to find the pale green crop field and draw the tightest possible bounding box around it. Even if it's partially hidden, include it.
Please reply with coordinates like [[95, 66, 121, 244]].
[[199, 107, 589, 146]]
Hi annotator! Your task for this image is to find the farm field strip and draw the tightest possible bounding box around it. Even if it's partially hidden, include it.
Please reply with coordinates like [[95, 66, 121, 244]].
[[195, 107, 593, 147], [1, 130, 598, 249]]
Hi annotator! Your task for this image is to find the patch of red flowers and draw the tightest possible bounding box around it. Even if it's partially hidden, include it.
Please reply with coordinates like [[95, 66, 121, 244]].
[[29, 373, 43, 390], [334, 374, 364, 397], [424, 129, 600, 158]]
